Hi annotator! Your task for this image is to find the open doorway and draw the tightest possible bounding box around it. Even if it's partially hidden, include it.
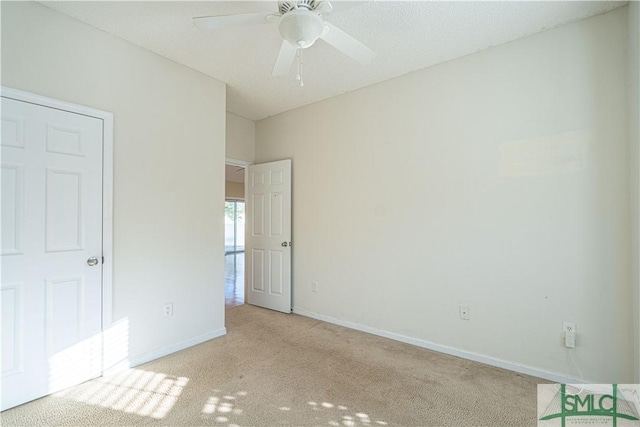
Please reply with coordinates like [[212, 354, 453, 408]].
[[225, 163, 246, 308]]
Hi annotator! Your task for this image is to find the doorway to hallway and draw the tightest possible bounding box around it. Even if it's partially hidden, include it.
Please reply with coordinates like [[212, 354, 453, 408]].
[[224, 162, 246, 308]]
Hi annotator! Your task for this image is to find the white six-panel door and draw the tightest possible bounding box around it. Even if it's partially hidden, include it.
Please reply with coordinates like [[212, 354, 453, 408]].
[[1, 96, 104, 410], [246, 160, 292, 313]]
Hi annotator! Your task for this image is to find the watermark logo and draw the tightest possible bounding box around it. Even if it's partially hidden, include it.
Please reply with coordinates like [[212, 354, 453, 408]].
[[538, 384, 640, 427]]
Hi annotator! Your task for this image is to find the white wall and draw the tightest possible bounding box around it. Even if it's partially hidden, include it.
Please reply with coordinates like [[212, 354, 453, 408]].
[[226, 112, 255, 163], [2, 2, 227, 364], [629, 1, 640, 383], [256, 7, 633, 382]]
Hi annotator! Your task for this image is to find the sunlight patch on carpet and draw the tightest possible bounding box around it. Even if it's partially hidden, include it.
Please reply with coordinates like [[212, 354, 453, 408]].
[[201, 391, 388, 425], [55, 368, 189, 419], [202, 389, 245, 426], [307, 400, 388, 426]]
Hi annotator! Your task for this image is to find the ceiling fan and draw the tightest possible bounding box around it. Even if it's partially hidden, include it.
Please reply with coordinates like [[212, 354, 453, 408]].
[[193, 0, 376, 85]]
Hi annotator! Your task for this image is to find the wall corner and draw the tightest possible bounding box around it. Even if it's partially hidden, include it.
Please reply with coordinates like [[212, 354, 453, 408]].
[[628, 1, 640, 383]]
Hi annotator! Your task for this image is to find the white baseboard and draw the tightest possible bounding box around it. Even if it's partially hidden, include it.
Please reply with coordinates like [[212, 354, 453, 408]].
[[293, 308, 583, 385], [123, 328, 227, 371]]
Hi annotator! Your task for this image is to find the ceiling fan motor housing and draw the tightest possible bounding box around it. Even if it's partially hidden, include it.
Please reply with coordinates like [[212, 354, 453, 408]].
[[279, 9, 324, 49]]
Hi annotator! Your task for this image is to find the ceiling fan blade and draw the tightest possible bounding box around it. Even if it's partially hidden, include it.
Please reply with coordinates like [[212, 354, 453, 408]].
[[320, 22, 376, 65], [322, 1, 360, 15], [314, 1, 333, 14], [272, 40, 298, 76], [193, 12, 273, 30]]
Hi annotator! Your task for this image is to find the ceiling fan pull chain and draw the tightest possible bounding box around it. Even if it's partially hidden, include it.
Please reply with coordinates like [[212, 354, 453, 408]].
[[296, 47, 304, 87]]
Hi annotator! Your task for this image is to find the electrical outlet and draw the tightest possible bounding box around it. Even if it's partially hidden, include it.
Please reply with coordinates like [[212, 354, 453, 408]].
[[311, 282, 318, 292], [563, 321, 577, 348], [459, 305, 470, 320], [163, 303, 173, 317], [563, 322, 576, 334]]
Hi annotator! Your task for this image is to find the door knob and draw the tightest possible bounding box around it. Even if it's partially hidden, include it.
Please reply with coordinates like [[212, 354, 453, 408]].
[[87, 257, 99, 266], [281, 242, 288, 247]]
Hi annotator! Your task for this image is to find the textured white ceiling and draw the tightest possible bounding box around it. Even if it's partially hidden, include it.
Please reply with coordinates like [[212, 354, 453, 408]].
[[42, 1, 625, 121]]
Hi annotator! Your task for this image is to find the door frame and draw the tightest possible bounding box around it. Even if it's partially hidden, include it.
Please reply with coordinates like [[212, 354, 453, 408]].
[[1, 87, 115, 340], [225, 157, 251, 306]]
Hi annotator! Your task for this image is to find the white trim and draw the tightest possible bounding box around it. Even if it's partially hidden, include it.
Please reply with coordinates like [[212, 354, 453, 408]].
[[101, 113, 114, 327], [1, 86, 115, 367], [2, 87, 113, 122], [128, 328, 227, 369], [225, 157, 252, 168], [293, 308, 585, 385]]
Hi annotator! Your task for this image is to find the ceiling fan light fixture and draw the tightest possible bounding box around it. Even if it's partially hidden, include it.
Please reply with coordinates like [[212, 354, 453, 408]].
[[279, 9, 324, 49], [194, 1, 376, 82]]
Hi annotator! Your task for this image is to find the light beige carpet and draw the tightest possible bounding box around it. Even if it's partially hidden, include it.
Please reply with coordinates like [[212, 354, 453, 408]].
[[1, 304, 546, 426]]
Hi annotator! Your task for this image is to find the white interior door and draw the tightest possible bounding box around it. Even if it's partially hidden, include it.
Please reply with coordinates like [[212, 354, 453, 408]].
[[1, 96, 104, 410], [246, 159, 291, 313]]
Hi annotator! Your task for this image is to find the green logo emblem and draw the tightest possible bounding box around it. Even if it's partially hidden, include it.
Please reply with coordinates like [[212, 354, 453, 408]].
[[539, 384, 640, 427]]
